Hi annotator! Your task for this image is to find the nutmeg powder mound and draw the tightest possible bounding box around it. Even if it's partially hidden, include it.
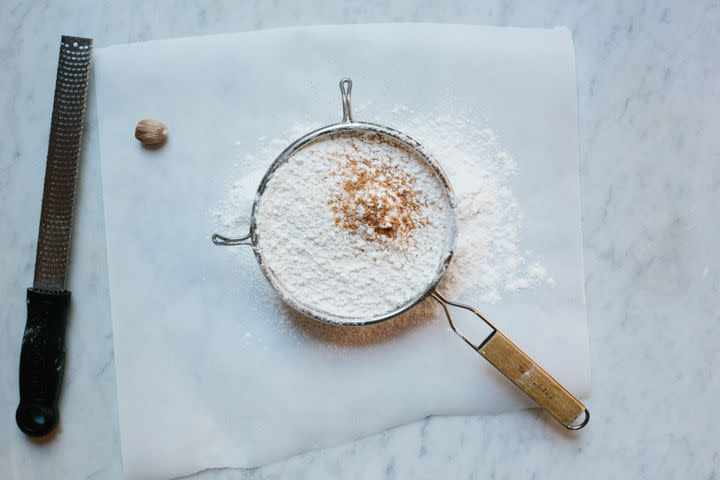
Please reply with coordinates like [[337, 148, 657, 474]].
[[329, 154, 427, 243]]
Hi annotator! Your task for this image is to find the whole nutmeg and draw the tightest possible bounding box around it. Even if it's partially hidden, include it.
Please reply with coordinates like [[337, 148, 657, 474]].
[[135, 119, 168, 146]]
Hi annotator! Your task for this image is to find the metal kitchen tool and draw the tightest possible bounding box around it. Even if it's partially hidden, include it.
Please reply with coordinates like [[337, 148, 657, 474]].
[[16, 36, 93, 437], [213, 79, 589, 430]]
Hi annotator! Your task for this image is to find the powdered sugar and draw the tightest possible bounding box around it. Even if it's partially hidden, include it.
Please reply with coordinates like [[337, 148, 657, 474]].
[[254, 131, 452, 319], [214, 106, 554, 310]]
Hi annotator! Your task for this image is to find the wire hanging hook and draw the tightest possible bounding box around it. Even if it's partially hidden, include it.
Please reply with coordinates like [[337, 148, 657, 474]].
[[340, 78, 354, 123]]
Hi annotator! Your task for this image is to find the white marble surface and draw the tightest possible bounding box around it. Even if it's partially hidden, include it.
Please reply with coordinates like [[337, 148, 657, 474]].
[[1, 1, 718, 479]]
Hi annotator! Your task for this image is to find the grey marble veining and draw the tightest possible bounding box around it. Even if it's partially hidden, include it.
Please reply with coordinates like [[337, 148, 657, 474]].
[[1, 1, 718, 479]]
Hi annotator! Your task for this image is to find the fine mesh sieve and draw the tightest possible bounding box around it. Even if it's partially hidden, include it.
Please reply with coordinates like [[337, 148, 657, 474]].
[[213, 79, 589, 430]]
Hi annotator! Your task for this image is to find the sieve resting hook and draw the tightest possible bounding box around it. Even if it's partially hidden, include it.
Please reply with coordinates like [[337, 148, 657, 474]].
[[212, 233, 251, 246]]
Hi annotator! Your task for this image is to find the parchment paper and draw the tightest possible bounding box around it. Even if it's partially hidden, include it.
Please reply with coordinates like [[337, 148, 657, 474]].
[[94, 24, 590, 480]]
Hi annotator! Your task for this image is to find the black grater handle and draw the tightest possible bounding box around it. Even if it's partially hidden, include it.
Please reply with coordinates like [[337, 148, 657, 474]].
[[16, 288, 71, 437]]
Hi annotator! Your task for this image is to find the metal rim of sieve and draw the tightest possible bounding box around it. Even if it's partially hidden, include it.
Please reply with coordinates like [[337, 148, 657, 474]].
[[213, 78, 458, 327], [212, 79, 590, 430]]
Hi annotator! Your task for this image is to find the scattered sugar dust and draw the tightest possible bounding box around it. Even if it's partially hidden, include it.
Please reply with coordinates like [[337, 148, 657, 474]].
[[386, 105, 555, 302], [213, 122, 317, 232]]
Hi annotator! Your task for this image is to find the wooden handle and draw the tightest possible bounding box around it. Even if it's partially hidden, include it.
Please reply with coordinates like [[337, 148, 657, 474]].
[[479, 331, 588, 429]]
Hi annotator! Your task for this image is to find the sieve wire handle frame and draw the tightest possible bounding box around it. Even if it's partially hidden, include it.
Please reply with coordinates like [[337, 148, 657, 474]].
[[431, 289, 590, 430]]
